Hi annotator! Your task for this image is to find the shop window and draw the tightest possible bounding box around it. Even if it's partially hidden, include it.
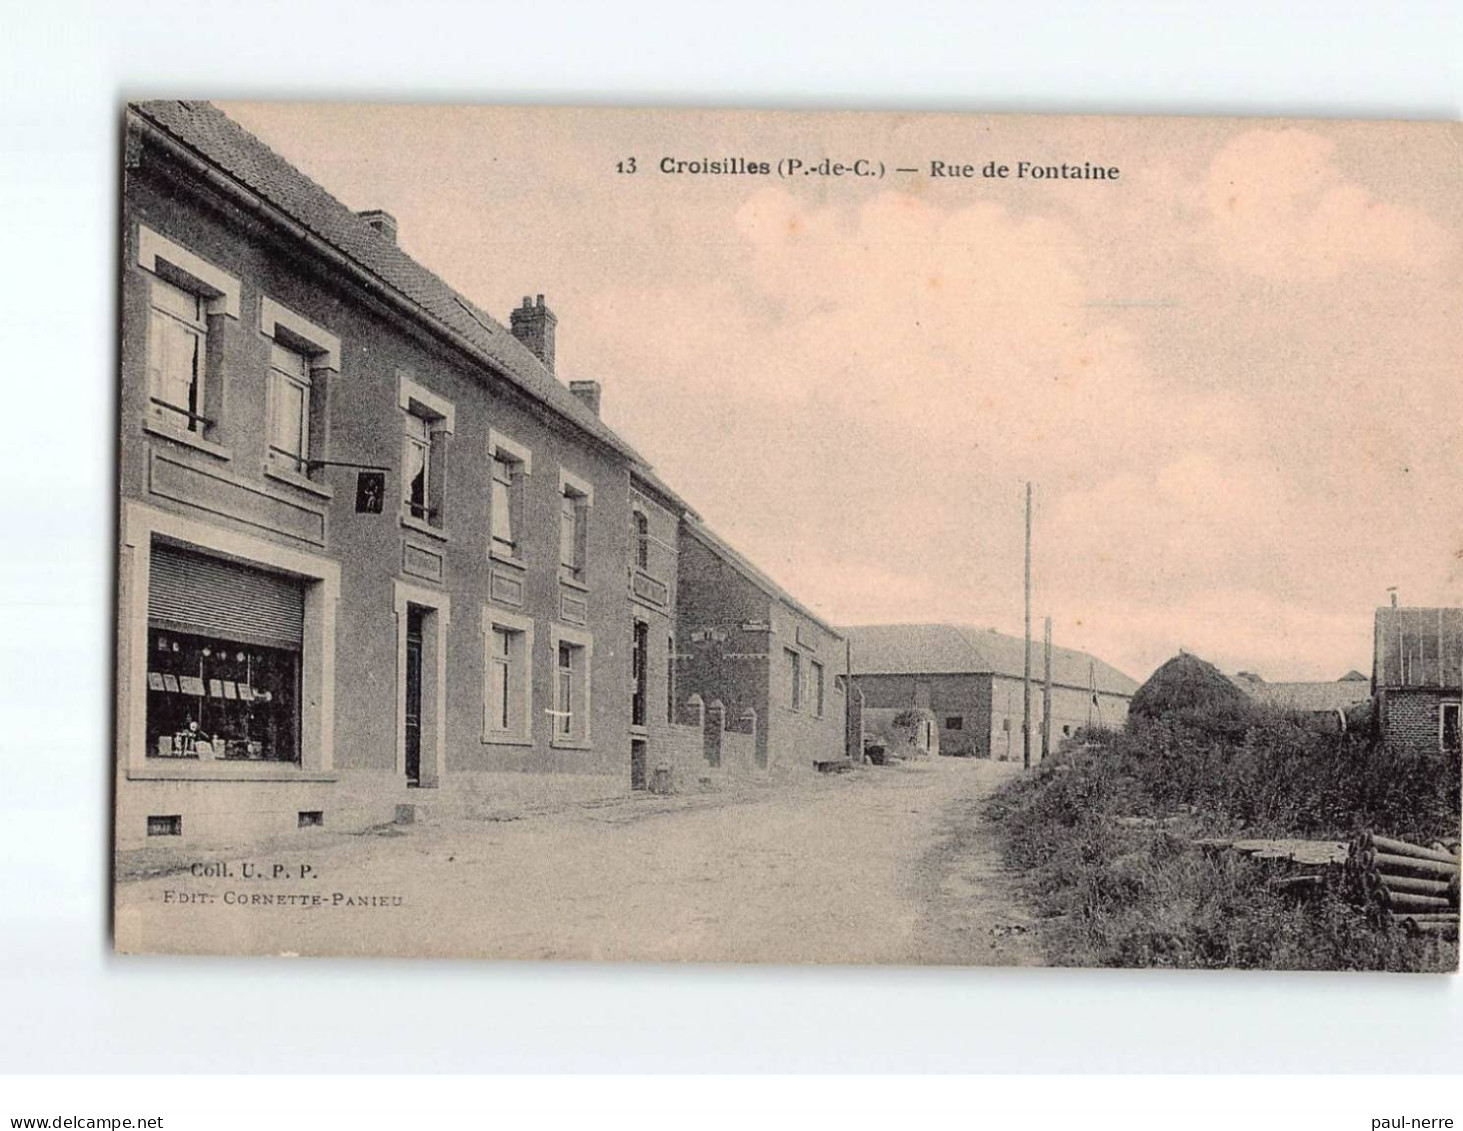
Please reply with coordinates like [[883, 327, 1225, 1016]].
[[483, 611, 533, 743], [145, 627, 300, 763], [785, 648, 802, 711], [812, 660, 825, 718]]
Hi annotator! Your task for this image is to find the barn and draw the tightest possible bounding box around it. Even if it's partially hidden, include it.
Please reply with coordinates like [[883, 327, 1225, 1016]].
[[845, 623, 1138, 761]]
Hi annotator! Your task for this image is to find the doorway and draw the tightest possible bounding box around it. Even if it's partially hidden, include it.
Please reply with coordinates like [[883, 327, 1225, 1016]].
[[404, 606, 424, 786], [630, 738, 647, 791]]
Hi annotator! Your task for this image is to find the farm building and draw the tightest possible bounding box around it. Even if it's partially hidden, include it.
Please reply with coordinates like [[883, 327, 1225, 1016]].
[[845, 624, 1138, 761], [1229, 670, 1372, 723], [1373, 606, 1463, 757]]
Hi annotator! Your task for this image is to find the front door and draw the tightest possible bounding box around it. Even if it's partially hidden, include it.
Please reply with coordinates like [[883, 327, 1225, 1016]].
[[630, 739, 647, 791], [404, 606, 424, 786]]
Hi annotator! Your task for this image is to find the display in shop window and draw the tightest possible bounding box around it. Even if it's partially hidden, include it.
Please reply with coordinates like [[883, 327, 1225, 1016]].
[[145, 628, 298, 763]]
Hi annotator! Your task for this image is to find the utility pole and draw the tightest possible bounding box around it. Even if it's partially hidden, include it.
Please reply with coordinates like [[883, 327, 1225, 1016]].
[[1023, 481, 1032, 770], [1042, 616, 1052, 762]]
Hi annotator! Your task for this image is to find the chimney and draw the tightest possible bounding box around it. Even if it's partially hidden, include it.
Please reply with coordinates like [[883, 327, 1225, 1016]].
[[568, 380, 602, 417], [510, 294, 557, 374], [357, 209, 398, 244]]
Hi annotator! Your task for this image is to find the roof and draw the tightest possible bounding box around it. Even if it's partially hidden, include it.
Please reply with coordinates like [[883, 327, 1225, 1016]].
[[682, 519, 841, 639], [127, 100, 642, 464], [630, 464, 699, 520], [1229, 676, 1372, 713], [843, 624, 1138, 696], [1374, 606, 1463, 690]]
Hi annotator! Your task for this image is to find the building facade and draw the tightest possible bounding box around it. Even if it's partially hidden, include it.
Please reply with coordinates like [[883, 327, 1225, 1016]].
[[118, 101, 674, 846], [846, 624, 1137, 761], [1373, 606, 1463, 757], [675, 521, 851, 775]]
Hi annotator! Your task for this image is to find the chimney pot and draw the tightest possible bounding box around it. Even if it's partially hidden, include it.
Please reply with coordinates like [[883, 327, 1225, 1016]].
[[510, 292, 558, 373], [357, 209, 398, 245], [569, 379, 602, 417]]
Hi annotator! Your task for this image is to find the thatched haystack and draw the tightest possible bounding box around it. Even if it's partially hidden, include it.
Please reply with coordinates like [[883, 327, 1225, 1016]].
[[1131, 652, 1250, 721]]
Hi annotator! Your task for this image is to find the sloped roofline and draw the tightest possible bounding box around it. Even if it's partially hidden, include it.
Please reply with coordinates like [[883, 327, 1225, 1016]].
[[843, 622, 1138, 695], [127, 100, 643, 464], [682, 519, 842, 640]]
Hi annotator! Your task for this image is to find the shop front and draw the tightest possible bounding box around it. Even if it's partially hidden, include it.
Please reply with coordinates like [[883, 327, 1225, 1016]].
[[117, 503, 340, 846]]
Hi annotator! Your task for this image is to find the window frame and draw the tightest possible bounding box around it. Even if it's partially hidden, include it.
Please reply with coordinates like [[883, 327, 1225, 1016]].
[[633, 509, 650, 572], [487, 429, 532, 564], [557, 469, 594, 585], [136, 226, 240, 454], [549, 623, 594, 749], [630, 617, 649, 730], [1441, 701, 1461, 754], [146, 275, 210, 435], [397, 374, 455, 537], [481, 605, 534, 745], [259, 296, 340, 493], [785, 648, 802, 712]]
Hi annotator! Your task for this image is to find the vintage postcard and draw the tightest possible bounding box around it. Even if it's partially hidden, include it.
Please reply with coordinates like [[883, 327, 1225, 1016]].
[[113, 102, 1460, 970]]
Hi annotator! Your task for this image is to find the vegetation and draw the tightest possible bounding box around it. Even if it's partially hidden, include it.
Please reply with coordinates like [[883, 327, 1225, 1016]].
[[987, 696, 1460, 972]]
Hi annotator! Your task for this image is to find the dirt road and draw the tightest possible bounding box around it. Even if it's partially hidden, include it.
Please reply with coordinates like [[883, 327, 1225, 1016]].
[[115, 757, 1041, 965]]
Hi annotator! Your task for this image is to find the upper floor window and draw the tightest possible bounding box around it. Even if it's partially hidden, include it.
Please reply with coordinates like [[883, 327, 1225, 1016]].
[[147, 276, 209, 434], [398, 374, 455, 533], [558, 469, 593, 582], [404, 412, 436, 520], [487, 430, 531, 561], [136, 225, 240, 447], [267, 343, 311, 475], [633, 510, 650, 571], [260, 297, 340, 486]]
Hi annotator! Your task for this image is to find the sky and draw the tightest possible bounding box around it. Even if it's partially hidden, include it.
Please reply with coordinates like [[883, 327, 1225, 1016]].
[[220, 103, 1461, 684]]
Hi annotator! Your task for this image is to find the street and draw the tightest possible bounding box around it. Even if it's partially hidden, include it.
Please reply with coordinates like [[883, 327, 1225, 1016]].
[[115, 757, 1041, 965]]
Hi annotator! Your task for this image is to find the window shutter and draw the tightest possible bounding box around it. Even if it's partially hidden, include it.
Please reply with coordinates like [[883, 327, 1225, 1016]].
[[574, 498, 589, 570], [148, 544, 305, 648]]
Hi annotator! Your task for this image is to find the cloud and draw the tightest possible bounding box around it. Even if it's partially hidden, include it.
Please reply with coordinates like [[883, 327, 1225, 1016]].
[[1198, 128, 1453, 281]]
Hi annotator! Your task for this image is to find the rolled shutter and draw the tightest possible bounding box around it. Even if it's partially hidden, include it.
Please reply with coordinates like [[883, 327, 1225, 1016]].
[[149, 543, 305, 649]]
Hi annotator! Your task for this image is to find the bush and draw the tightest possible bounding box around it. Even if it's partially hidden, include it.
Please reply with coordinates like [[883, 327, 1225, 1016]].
[[987, 703, 1460, 972]]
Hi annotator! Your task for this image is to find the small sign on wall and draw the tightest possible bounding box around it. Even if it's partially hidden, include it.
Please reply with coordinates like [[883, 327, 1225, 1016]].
[[355, 470, 386, 514]]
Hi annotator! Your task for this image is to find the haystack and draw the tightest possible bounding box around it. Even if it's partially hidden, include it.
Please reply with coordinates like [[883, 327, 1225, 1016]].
[[1130, 652, 1250, 721]]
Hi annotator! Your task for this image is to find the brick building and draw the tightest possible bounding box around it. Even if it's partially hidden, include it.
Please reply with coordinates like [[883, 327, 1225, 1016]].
[[675, 520, 851, 775], [846, 624, 1137, 761], [1373, 606, 1463, 756], [116, 101, 737, 846]]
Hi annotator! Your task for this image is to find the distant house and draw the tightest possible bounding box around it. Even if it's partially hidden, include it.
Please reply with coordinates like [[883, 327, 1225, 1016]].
[[1229, 670, 1371, 722], [1373, 607, 1463, 756], [845, 624, 1138, 761], [675, 519, 850, 775]]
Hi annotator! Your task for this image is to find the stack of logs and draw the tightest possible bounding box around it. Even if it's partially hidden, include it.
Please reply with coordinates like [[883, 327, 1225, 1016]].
[[1346, 832, 1460, 938]]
